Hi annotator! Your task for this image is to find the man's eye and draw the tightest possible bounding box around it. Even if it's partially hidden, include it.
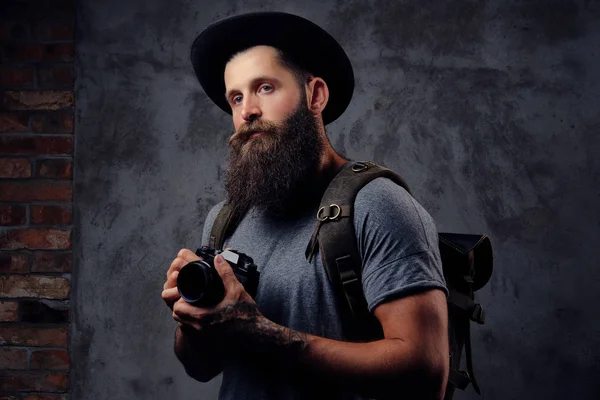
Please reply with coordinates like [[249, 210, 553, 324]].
[[233, 96, 242, 104], [260, 85, 272, 93]]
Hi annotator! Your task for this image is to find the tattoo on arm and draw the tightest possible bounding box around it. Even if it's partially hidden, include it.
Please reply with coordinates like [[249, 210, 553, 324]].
[[203, 302, 309, 360], [252, 312, 309, 357]]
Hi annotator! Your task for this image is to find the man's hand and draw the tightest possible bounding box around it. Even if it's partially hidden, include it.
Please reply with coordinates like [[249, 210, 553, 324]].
[[161, 248, 200, 311], [171, 251, 261, 335], [163, 249, 231, 383]]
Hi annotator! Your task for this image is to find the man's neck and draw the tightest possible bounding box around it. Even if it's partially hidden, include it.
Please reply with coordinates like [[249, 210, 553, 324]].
[[302, 150, 349, 209], [265, 151, 348, 219], [318, 148, 349, 181]]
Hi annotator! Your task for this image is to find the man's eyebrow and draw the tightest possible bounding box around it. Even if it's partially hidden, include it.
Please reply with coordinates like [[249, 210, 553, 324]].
[[224, 76, 282, 101]]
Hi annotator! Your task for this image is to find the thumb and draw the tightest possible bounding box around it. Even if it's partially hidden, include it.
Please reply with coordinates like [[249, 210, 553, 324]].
[[213, 254, 238, 288]]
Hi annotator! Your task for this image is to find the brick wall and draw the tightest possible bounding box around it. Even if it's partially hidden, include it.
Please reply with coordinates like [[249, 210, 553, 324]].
[[0, 1, 75, 399]]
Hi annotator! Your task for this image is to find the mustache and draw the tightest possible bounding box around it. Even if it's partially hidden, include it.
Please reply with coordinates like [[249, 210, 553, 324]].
[[229, 121, 279, 146]]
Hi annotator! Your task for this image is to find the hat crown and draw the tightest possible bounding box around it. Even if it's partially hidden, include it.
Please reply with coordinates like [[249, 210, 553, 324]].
[[190, 11, 354, 125]]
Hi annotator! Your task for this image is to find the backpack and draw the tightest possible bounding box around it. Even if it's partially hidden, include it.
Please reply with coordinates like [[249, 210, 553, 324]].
[[208, 161, 494, 399]]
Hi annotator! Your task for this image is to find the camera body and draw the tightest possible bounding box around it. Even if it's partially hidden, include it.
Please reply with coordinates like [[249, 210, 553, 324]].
[[177, 246, 260, 307]]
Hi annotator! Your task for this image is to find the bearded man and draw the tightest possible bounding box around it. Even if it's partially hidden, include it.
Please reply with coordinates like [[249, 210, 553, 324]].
[[162, 11, 450, 400]]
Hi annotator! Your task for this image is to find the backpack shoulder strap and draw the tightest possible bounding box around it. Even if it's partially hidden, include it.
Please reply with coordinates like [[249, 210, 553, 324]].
[[305, 161, 492, 398], [305, 161, 411, 340], [440, 233, 492, 399], [209, 202, 244, 250]]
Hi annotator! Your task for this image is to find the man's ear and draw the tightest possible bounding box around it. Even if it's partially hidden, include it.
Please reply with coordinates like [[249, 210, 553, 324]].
[[305, 77, 329, 116]]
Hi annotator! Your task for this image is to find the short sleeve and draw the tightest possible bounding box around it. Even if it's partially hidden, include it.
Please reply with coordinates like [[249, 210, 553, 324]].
[[354, 178, 448, 312]]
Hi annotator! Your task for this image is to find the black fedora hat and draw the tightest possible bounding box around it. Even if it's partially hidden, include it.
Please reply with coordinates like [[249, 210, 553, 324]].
[[190, 12, 354, 125]]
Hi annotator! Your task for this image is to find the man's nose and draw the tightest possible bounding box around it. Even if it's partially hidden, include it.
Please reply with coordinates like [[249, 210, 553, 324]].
[[241, 97, 262, 121]]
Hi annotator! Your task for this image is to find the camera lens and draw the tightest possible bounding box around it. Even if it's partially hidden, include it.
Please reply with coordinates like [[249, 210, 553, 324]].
[[176, 261, 224, 306]]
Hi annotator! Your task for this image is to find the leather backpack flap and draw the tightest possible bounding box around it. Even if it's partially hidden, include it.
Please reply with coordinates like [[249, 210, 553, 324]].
[[439, 233, 493, 292]]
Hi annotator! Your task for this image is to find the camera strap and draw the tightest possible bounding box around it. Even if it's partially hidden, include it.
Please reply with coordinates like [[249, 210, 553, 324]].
[[209, 202, 244, 250]]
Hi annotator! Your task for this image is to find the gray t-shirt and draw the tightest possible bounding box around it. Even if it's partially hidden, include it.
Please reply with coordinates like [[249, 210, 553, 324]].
[[201, 172, 448, 400]]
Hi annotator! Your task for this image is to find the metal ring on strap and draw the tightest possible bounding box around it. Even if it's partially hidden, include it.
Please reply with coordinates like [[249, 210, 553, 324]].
[[352, 163, 368, 172], [317, 206, 328, 221], [329, 204, 341, 220], [317, 204, 342, 221]]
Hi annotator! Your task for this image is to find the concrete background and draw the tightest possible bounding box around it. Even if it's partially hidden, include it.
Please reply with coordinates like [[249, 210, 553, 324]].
[[72, 0, 600, 399]]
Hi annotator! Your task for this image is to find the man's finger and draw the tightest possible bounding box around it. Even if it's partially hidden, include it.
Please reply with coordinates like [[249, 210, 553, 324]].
[[167, 257, 186, 278], [173, 312, 200, 332], [178, 248, 201, 262], [173, 298, 212, 321], [213, 254, 240, 293], [167, 249, 202, 278], [163, 270, 179, 290], [162, 287, 180, 305]]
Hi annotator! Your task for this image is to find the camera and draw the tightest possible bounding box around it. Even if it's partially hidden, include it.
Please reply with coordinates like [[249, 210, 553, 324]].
[[177, 246, 260, 307]]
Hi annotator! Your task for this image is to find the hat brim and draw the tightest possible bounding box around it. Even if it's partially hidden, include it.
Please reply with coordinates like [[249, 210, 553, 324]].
[[190, 12, 354, 125]]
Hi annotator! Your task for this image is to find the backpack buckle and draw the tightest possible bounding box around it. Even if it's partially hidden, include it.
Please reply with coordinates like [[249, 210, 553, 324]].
[[449, 369, 472, 390], [471, 304, 485, 324]]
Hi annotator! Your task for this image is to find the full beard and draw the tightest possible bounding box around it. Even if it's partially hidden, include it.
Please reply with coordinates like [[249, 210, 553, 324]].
[[225, 99, 325, 218]]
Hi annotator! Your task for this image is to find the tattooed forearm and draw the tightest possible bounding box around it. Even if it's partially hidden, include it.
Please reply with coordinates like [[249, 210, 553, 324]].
[[251, 314, 309, 358], [201, 302, 309, 361]]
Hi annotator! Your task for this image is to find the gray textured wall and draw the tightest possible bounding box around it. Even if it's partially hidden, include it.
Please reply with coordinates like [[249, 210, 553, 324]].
[[73, 0, 600, 399]]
